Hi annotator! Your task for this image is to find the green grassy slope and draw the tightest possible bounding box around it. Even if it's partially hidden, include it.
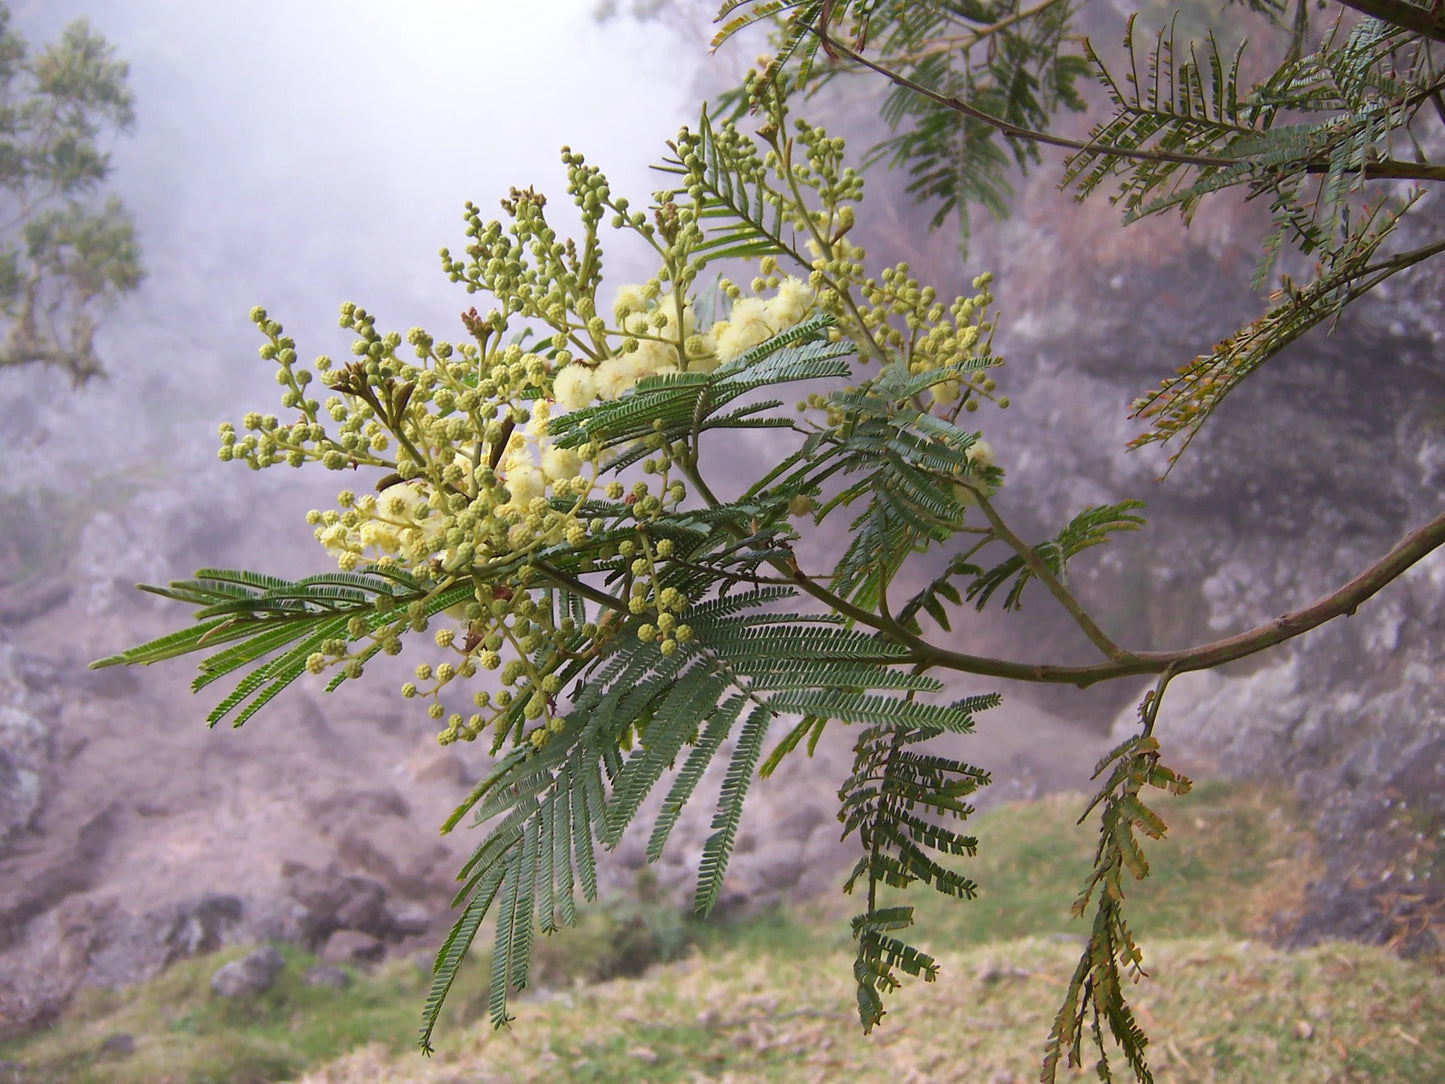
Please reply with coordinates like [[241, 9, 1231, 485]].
[[5, 782, 1440, 1084]]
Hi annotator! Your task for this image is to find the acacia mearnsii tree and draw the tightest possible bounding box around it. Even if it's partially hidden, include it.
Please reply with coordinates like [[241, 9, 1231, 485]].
[[0, 4, 140, 385], [96, 2, 1445, 1079]]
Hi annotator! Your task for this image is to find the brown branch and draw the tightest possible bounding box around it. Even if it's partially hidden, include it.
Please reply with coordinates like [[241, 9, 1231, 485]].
[[900, 508, 1445, 687], [967, 485, 1127, 661], [1336, 0, 1445, 43], [815, 28, 1238, 170], [887, 0, 1071, 64], [1303, 158, 1445, 181], [784, 509, 1445, 688], [813, 26, 1445, 183]]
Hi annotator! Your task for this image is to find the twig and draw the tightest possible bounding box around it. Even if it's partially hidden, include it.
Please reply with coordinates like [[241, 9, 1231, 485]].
[[810, 25, 1445, 183], [969, 485, 1128, 661]]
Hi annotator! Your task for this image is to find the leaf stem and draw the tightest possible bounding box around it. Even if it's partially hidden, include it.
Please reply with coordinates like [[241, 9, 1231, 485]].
[[812, 25, 1445, 181], [967, 485, 1128, 661]]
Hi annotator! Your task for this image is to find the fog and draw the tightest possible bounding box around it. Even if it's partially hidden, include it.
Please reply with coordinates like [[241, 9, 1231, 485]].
[[3, 0, 707, 489]]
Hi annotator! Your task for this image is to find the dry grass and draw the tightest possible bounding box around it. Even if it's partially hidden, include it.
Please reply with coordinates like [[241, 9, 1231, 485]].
[[296, 938, 1445, 1084], [6, 780, 1440, 1083]]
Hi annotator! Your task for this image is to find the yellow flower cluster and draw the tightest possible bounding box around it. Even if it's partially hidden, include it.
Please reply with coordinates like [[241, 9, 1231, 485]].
[[308, 398, 596, 574], [549, 277, 814, 412]]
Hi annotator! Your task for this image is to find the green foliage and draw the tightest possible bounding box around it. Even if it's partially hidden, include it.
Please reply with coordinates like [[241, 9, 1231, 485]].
[[1062, 14, 1445, 462], [0, 5, 140, 385], [737, 2, 1445, 462], [92, 567, 472, 727], [1043, 730, 1192, 1083], [840, 699, 995, 1030], [717, 1, 1092, 248]]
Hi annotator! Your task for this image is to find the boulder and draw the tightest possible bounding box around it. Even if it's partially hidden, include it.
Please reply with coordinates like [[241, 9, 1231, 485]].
[[302, 964, 352, 989], [0, 645, 60, 858], [0, 804, 118, 952], [209, 946, 285, 998], [384, 900, 433, 938], [0, 705, 47, 851], [84, 893, 244, 989], [282, 862, 392, 946], [320, 930, 385, 965], [406, 743, 467, 786]]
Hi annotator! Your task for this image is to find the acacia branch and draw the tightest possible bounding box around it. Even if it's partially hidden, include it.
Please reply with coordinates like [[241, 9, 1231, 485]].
[[1336, 0, 1445, 43], [886, 0, 1071, 63], [967, 485, 1127, 661], [813, 26, 1445, 182], [904, 508, 1445, 686]]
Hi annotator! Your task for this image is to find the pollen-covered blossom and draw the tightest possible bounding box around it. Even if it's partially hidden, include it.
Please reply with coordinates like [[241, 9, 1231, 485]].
[[966, 438, 995, 471], [595, 354, 639, 400], [613, 283, 647, 320], [714, 297, 773, 363], [503, 458, 546, 506], [767, 277, 811, 327], [525, 400, 552, 441], [541, 444, 582, 481], [654, 291, 696, 339], [711, 279, 815, 365], [630, 338, 679, 383], [930, 380, 960, 407], [315, 481, 444, 570], [554, 364, 597, 410]]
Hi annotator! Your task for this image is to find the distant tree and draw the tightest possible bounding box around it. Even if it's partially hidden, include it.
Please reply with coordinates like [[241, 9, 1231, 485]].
[[97, 3, 1445, 1081], [0, 5, 140, 386]]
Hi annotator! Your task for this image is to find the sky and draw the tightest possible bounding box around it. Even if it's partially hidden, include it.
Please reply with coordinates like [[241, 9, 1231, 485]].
[[3, 1, 717, 488]]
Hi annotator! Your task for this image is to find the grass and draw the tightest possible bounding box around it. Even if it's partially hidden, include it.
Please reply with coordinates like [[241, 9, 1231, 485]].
[[898, 778, 1322, 950], [3, 781, 1440, 1083], [299, 938, 1445, 1084]]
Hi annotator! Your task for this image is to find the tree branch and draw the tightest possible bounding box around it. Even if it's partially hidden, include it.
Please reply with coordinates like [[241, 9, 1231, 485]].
[[1336, 0, 1445, 43], [813, 25, 1445, 182], [967, 485, 1128, 661], [886, 0, 1072, 64], [904, 508, 1445, 686]]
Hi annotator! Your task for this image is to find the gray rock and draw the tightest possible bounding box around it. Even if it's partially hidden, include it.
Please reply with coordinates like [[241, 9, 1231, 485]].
[[0, 804, 118, 953], [209, 945, 285, 998], [320, 930, 385, 964], [745, 839, 804, 896], [0, 575, 72, 627], [0, 706, 47, 851], [282, 862, 391, 946], [307, 786, 410, 821], [85, 893, 244, 989], [407, 745, 466, 786], [335, 827, 449, 901], [775, 805, 828, 842], [0, 646, 59, 859], [384, 900, 432, 938], [302, 964, 352, 989]]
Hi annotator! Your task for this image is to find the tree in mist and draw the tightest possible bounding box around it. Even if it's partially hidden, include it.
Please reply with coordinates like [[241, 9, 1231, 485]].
[[0, 6, 140, 386], [97, 3, 1445, 1080]]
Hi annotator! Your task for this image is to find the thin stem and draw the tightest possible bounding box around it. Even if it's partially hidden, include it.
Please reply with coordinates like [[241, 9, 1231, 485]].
[[910, 507, 1445, 686], [530, 561, 629, 613], [1336, 0, 1445, 43], [814, 26, 1445, 182], [968, 485, 1129, 661], [1138, 663, 1177, 740], [887, 0, 1072, 64]]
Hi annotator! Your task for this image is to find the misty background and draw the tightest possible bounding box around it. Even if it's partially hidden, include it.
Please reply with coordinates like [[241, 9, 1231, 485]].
[[2, 0, 703, 496]]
